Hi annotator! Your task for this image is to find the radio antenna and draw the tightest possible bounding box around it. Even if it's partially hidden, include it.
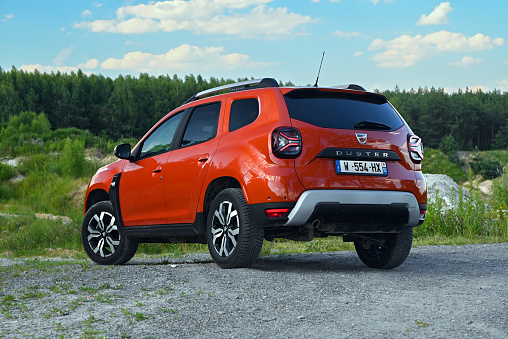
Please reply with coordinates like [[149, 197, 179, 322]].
[[313, 51, 325, 87]]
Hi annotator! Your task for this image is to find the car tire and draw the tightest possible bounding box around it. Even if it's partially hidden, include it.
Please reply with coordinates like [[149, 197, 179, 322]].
[[81, 201, 138, 265], [354, 227, 413, 269], [206, 188, 264, 269]]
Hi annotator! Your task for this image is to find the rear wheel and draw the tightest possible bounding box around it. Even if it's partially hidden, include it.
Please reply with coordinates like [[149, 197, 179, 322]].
[[353, 227, 413, 269], [81, 201, 138, 265], [206, 188, 264, 269]]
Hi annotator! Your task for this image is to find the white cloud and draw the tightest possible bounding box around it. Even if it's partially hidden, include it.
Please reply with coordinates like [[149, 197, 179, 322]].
[[82, 9, 92, 17], [443, 85, 489, 94], [416, 2, 452, 26], [447, 56, 484, 68], [354, 51, 363, 57], [369, 30, 504, 68], [74, 1, 315, 38], [497, 79, 508, 91], [78, 59, 100, 69], [333, 31, 362, 37], [54, 46, 74, 67], [101, 44, 273, 72], [20, 44, 270, 75], [2, 14, 15, 21], [93, 2, 102, 7], [19, 64, 81, 74]]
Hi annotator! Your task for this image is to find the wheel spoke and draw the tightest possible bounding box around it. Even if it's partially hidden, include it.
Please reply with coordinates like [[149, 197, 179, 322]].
[[105, 216, 117, 233], [212, 227, 224, 239], [87, 226, 101, 241], [214, 210, 225, 226], [227, 230, 237, 248], [93, 238, 105, 257], [227, 209, 237, 226], [219, 235, 227, 256], [93, 214, 103, 231], [105, 236, 118, 254], [225, 202, 233, 225]]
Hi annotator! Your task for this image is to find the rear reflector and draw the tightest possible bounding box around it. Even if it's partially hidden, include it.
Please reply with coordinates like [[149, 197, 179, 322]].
[[265, 208, 290, 218], [419, 210, 426, 220]]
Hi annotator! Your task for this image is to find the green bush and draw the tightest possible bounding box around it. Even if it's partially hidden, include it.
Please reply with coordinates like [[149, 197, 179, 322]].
[[0, 111, 51, 157], [0, 216, 81, 255], [470, 157, 502, 179], [491, 166, 508, 210], [415, 187, 507, 239], [59, 138, 86, 178], [0, 163, 15, 181]]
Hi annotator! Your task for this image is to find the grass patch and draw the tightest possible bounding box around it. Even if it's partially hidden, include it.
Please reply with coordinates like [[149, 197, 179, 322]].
[[422, 148, 468, 182]]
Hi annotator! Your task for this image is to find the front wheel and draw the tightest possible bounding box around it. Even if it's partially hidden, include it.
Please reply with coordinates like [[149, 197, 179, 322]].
[[353, 227, 413, 269], [206, 188, 264, 269], [81, 201, 138, 265]]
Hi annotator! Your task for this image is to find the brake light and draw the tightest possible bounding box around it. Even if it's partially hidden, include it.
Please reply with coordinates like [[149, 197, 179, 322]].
[[408, 135, 424, 163], [272, 127, 302, 158], [265, 208, 290, 218]]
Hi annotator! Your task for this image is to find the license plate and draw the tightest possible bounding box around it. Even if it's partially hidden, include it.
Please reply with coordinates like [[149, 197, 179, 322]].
[[335, 160, 388, 176]]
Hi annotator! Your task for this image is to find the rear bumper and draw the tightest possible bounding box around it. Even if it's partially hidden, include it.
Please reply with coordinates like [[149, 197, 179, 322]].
[[284, 190, 424, 227]]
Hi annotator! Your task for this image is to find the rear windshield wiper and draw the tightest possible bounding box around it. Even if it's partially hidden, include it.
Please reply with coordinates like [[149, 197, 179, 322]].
[[354, 120, 391, 130]]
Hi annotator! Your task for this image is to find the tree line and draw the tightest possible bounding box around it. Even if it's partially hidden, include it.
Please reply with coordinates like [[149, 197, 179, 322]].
[[1, 66, 508, 149]]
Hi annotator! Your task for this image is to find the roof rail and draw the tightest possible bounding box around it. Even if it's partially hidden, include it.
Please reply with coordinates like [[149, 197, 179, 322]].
[[184, 78, 279, 104], [333, 84, 366, 91]]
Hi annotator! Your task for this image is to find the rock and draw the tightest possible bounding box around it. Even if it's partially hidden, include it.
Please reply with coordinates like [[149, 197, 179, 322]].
[[423, 174, 469, 211]]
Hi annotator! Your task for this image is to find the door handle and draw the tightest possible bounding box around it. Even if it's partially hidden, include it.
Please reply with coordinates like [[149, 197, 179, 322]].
[[153, 166, 162, 173], [198, 154, 209, 162]]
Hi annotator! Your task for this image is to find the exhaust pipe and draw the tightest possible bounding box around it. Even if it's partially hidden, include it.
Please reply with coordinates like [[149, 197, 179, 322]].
[[311, 219, 321, 228]]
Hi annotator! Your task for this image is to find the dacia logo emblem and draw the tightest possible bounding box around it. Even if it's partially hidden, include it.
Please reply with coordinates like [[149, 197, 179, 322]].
[[356, 133, 367, 145]]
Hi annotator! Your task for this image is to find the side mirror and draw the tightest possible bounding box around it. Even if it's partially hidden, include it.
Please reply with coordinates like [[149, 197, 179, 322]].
[[114, 143, 132, 160]]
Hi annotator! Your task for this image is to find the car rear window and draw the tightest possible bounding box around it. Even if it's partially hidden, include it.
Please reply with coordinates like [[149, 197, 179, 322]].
[[283, 89, 403, 131]]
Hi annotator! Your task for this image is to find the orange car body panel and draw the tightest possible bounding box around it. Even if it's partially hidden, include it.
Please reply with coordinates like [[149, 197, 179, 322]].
[[119, 152, 168, 226]]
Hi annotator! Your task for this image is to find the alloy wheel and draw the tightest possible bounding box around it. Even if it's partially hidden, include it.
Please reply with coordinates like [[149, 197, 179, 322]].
[[86, 211, 120, 258], [211, 201, 240, 257]]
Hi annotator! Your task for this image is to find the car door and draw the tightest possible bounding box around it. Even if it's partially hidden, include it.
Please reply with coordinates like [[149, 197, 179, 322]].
[[119, 111, 184, 226], [164, 102, 222, 224]]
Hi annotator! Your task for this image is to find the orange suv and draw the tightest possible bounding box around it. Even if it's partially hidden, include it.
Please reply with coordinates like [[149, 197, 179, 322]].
[[82, 78, 426, 269]]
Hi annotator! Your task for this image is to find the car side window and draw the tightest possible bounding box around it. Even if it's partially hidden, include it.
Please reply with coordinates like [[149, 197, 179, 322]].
[[229, 98, 259, 132], [140, 111, 183, 159], [180, 102, 221, 148]]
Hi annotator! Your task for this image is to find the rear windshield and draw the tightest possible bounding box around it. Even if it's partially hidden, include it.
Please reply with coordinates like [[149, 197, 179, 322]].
[[283, 89, 403, 131]]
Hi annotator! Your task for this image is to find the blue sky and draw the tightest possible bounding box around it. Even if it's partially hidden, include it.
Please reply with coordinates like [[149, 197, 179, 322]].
[[1, 0, 507, 92]]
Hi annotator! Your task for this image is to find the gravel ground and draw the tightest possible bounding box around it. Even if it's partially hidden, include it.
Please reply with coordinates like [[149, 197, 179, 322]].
[[1, 243, 507, 338]]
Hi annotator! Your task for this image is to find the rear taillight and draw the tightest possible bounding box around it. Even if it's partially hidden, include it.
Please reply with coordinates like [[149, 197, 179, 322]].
[[408, 135, 424, 163], [272, 127, 302, 159]]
